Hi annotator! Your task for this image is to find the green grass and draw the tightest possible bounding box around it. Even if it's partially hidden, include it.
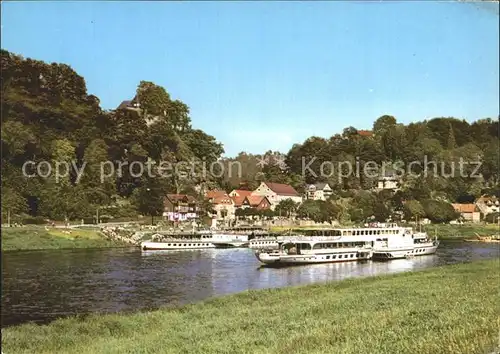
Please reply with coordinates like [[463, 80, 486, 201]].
[[423, 223, 499, 240], [1, 226, 129, 251], [2, 260, 499, 354]]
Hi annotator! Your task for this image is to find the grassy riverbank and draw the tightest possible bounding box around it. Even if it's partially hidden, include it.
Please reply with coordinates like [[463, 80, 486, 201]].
[[2, 260, 499, 354], [423, 223, 499, 240], [1, 227, 128, 251]]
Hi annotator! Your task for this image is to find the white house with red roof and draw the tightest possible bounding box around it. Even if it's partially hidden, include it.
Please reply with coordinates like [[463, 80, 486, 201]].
[[228, 189, 253, 208], [251, 182, 302, 208], [206, 190, 236, 221]]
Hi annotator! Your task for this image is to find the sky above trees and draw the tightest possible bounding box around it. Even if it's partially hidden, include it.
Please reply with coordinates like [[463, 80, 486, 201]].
[[2, 1, 499, 156]]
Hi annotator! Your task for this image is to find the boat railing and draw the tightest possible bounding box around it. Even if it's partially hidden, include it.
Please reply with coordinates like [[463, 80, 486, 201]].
[[277, 236, 343, 242]]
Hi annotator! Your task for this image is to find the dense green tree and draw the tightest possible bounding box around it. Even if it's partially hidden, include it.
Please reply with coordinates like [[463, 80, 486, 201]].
[[275, 199, 298, 218], [447, 123, 457, 150], [297, 200, 322, 220], [373, 115, 397, 135], [403, 200, 426, 221], [421, 199, 458, 223], [132, 178, 165, 225], [1, 187, 28, 222]]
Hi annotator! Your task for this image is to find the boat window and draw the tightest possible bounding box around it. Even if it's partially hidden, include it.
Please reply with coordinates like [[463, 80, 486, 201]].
[[326, 256, 330, 259], [350, 254, 354, 258], [332, 255, 336, 259]]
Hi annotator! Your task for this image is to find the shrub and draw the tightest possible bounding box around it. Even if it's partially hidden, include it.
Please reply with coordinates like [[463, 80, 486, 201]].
[[22, 216, 47, 225], [484, 212, 499, 224]]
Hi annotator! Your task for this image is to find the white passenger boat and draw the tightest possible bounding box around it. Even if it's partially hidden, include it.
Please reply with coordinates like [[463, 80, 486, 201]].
[[248, 236, 280, 249], [210, 232, 249, 248], [254, 225, 440, 266], [255, 236, 373, 266], [141, 231, 215, 250], [372, 232, 439, 260]]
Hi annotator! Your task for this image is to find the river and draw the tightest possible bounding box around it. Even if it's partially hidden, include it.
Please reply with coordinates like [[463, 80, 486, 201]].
[[1, 241, 498, 327]]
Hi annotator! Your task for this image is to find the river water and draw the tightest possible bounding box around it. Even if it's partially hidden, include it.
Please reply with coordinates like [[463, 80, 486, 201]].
[[1, 241, 498, 327]]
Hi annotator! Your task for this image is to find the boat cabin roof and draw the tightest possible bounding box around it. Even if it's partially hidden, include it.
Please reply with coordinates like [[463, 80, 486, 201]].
[[292, 227, 412, 237]]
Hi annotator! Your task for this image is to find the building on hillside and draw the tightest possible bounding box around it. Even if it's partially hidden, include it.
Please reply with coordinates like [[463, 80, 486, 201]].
[[163, 194, 199, 221], [451, 203, 481, 223], [357, 130, 373, 138], [241, 195, 271, 210], [206, 190, 236, 220], [306, 183, 333, 201], [229, 190, 254, 209], [475, 195, 499, 215], [117, 98, 141, 111], [116, 97, 159, 126], [252, 182, 302, 209], [375, 169, 401, 191]]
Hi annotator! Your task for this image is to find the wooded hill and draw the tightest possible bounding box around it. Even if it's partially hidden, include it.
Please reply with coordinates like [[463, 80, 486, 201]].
[[1, 49, 499, 223]]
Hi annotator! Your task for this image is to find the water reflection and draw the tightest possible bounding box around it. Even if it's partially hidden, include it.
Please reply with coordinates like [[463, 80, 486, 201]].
[[2, 241, 498, 327]]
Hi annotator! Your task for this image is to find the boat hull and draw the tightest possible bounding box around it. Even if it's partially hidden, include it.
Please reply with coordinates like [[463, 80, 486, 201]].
[[372, 244, 438, 260], [255, 250, 372, 266], [212, 241, 249, 248]]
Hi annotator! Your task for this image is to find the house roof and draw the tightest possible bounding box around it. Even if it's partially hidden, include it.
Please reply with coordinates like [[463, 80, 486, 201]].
[[166, 194, 196, 203], [476, 195, 499, 205], [117, 100, 132, 110], [452, 203, 478, 213], [206, 190, 233, 205], [357, 130, 373, 137], [206, 190, 227, 199], [212, 196, 234, 205], [245, 195, 268, 207], [116, 97, 139, 110], [230, 189, 253, 198], [263, 182, 299, 196], [231, 195, 246, 207]]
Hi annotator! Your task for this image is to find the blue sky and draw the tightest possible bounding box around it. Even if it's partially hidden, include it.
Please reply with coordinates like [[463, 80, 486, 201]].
[[2, 2, 499, 157]]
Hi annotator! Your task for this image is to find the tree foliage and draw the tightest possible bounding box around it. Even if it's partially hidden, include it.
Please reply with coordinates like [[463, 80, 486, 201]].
[[1, 50, 223, 220]]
